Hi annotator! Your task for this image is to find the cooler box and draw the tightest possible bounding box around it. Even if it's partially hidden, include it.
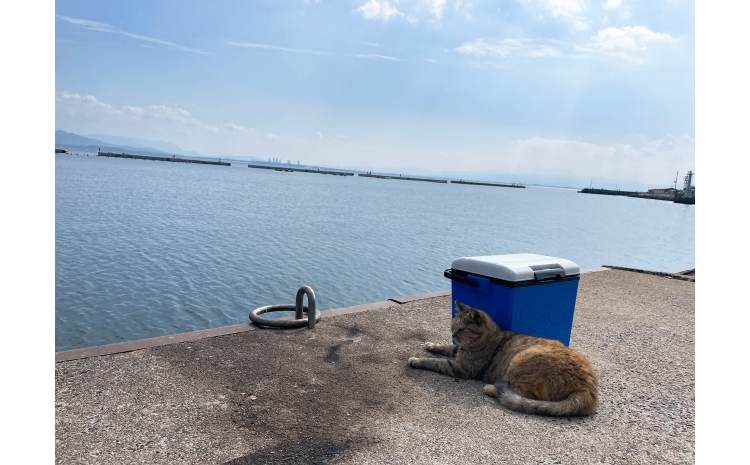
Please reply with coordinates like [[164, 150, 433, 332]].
[[444, 254, 580, 346]]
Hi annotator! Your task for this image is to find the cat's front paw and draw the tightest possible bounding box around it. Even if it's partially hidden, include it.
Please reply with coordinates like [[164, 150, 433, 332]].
[[408, 357, 421, 368], [424, 342, 437, 352]]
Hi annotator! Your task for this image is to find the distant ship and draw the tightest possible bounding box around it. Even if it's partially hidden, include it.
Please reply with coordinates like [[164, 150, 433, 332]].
[[55, 143, 68, 154]]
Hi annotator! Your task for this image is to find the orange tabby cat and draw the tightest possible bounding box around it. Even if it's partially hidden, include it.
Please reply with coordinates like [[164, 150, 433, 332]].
[[408, 300, 598, 417]]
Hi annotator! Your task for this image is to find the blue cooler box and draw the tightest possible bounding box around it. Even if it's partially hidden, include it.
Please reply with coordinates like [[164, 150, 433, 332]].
[[444, 254, 580, 346]]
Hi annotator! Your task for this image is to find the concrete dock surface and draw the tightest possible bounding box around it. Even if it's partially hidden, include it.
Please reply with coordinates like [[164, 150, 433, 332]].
[[55, 269, 694, 464]]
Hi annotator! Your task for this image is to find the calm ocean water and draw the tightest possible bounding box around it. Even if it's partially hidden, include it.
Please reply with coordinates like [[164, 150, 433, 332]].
[[55, 154, 695, 350]]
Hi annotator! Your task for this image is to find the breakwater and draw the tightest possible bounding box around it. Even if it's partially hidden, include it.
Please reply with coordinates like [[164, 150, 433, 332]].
[[98, 151, 230, 166], [359, 173, 447, 183], [248, 164, 354, 176], [579, 188, 636, 197], [579, 188, 695, 204], [452, 180, 525, 189], [673, 196, 695, 205]]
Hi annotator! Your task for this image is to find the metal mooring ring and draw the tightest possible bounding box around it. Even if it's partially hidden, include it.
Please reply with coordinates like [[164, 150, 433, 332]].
[[248, 286, 320, 329]]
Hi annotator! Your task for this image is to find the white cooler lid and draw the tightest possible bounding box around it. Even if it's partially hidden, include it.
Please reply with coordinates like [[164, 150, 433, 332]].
[[451, 253, 580, 282]]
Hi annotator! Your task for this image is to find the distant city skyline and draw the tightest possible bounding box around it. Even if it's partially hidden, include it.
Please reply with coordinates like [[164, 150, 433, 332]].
[[55, 0, 695, 186]]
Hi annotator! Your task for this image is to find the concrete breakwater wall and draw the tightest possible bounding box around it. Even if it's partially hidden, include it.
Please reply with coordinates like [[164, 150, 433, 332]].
[[248, 164, 354, 176], [579, 188, 695, 204], [98, 151, 231, 166], [359, 173, 447, 183], [452, 180, 525, 188], [360, 174, 523, 187], [579, 188, 637, 197], [673, 196, 695, 205], [92, 155, 522, 188]]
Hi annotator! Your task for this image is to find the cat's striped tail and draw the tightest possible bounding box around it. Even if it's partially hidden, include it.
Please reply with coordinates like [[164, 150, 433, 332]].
[[496, 383, 597, 417]]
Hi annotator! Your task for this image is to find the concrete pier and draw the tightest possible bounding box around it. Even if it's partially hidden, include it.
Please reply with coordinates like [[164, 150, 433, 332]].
[[247, 164, 354, 176], [98, 151, 230, 166], [55, 268, 694, 464]]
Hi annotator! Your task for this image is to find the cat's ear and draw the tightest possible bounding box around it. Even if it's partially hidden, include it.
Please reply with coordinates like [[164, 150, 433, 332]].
[[456, 300, 470, 314], [470, 308, 483, 325]]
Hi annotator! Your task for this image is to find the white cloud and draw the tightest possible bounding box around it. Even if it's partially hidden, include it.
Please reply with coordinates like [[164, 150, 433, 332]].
[[227, 42, 332, 56], [352, 53, 403, 61], [453, 28, 676, 64], [571, 20, 589, 31], [55, 15, 208, 54], [525, 45, 562, 57], [517, 0, 589, 30], [294, 131, 694, 185], [453, 0, 472, 21], [419, 0, 448, 18], [55, 16, 117, 33], [455, 38, 519, 57], [454, 38, 561, 58], [593, 26, 674, 62], [603, 0, 622, 9], [55, 92, 356, 159], [357, 0, 451, 22], [229, 42, 404, 61], [357, 1, 404, 21], [56, 91, 121, 116], [124, 105, 145, 116], [56, 91, 229, 135], [133, 104, 220, 132], [497, 134, 695, 184], [225, 123, 247, 131], [544, 0, 586, 19], [56, 93, 693, 185]]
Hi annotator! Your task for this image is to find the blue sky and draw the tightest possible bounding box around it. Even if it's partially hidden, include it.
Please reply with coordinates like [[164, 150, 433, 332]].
[[55, 0, 694, 186]]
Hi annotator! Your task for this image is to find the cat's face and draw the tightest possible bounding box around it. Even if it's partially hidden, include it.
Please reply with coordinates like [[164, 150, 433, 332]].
[[452, 300, 492, 345]]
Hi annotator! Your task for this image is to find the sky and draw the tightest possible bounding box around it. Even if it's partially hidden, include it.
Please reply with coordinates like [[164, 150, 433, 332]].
[[55, 0, 695, 187]]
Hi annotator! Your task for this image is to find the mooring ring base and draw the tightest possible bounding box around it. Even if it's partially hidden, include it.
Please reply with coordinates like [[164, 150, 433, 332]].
[[249, 304, 322, 328]]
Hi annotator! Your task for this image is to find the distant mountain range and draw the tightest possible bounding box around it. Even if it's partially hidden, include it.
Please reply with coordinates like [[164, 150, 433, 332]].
[[54, 130, 262, 161]]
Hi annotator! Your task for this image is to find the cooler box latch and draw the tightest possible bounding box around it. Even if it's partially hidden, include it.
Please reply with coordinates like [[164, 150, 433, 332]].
[[443, 269, 489, 293]]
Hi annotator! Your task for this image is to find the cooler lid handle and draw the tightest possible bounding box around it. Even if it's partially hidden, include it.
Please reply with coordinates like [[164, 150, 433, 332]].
[[531, 265, 566, 281]]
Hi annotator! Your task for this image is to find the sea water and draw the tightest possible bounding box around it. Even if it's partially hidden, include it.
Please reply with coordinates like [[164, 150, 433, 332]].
[[55, 154, 695, 350]]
